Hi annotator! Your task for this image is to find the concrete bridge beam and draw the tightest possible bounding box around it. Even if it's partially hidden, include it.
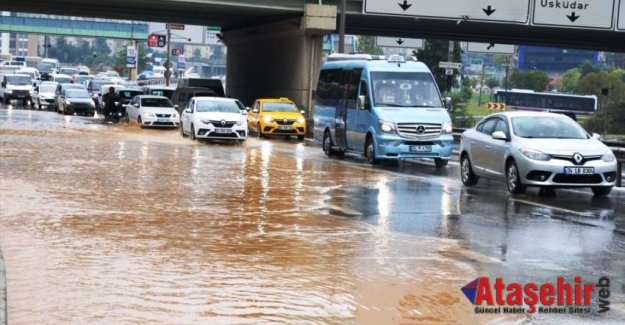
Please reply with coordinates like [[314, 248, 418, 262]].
[[224, 4, 336, 116]]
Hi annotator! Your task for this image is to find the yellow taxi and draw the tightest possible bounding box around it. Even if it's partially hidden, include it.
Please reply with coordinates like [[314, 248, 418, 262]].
[[248, 98, 306, 140]]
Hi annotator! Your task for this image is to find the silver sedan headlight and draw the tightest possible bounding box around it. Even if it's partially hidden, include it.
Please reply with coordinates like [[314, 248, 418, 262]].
[[520, 148, 551, 161], [602, 152, 616, 162]]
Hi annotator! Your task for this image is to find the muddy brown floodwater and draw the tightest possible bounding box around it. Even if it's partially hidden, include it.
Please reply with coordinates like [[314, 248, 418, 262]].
[[1, 110, 522, 324]]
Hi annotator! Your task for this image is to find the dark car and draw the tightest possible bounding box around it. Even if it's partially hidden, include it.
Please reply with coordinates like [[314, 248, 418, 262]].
[[171, 78, 225, 113]]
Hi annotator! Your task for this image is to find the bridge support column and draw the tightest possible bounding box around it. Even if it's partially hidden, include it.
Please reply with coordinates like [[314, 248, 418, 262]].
[[224, 4, 336, 118]]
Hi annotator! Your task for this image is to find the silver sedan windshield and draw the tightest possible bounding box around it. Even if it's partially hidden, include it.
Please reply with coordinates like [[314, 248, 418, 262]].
[[511, 116, 587, 139]]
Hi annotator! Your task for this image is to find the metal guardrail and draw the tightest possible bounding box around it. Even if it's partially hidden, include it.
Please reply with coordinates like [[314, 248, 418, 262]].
[[453, 127, 625, 187]]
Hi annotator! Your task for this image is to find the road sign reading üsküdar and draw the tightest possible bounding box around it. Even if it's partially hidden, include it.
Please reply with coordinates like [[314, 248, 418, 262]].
[[467, 42, 516, 54], [363, 0, 530, 23], [532, 0, 616, 29], [376, 37, 423, 48]]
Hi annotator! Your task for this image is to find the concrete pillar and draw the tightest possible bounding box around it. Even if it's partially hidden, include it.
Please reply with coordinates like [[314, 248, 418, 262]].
[[224, 4, 336, 118]]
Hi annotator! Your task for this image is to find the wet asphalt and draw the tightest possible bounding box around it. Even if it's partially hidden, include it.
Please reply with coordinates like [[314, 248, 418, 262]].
[[1, 103, 624, 324]]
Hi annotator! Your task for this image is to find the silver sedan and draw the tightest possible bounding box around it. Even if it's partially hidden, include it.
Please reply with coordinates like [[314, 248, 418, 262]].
[[459, 111, 617, 196]]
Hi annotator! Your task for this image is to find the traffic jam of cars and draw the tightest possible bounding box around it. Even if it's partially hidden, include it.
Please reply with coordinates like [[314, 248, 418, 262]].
[[0, 55, 619, 198]]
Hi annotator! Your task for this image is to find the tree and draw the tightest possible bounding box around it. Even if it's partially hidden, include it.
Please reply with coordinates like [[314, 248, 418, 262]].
[[485, 77, 500, 89], [577, 71, 625, 133], [191, 48, 203, 62], [355, 35, 382, 55], [560, 68, 581, 93], [577, 61, 602, 77], [414, 39, 462, 93], [510, 70, 550, 92]]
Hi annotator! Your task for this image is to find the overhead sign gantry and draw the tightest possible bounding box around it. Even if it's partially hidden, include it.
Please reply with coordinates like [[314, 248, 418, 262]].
[[363, 0, 531, 23]]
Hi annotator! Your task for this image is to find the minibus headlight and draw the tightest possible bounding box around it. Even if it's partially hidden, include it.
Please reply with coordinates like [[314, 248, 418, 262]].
[[442, 121, 452, 134], [379, 120, 395, 133]]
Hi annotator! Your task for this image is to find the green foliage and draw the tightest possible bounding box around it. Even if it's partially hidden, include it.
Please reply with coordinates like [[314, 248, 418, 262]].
[[560, 68, 581, 93], [355, 35, 382, 55], [577, 71, 625, 134], [448, 91, 475, 128], [485, 76, 500, 89], [577, 61, 602, 77], [48, 37, 112, 67], [510, 70, 550, 92], [414, 40, 462, 93]]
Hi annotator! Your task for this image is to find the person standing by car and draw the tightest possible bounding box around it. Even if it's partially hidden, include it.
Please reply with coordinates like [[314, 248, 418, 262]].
[[102, 86, 119, 117]]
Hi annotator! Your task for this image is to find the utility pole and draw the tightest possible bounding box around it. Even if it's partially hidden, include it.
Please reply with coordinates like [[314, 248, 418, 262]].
[[338, 0, 346, 53], [165, 25, 172, 86], [446, 40, 454, 93], [478, 64, 486, 106]]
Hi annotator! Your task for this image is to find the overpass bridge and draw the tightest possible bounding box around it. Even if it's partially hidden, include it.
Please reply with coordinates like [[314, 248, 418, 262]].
[[0, 14, 148, 40], [2, 0, 624, 111]]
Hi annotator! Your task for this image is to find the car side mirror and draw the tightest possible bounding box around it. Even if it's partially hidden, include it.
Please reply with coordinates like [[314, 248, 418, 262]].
[[591, 133, 602, 140], [491, 131, 508, 141], [246, 106, 251, 111], [357, 95, 365, 110], [300, 110, 305, 114], [184, 108, 192, 114], [252, 108, 259, 113], [241, 110, 248, 115], [132, 103, 139, 107]]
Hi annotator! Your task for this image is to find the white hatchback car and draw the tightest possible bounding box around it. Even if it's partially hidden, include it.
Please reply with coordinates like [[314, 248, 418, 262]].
[[126, 95, 180, 127], [180, 97, 248, 142], [459, 111, 617, 196]]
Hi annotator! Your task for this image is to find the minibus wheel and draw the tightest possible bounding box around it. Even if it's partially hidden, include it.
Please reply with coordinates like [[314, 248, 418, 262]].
[[365, 138, 379, 165]]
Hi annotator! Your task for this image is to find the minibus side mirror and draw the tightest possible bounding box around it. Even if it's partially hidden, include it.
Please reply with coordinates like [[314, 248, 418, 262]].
[[357, 95, 365, 110]]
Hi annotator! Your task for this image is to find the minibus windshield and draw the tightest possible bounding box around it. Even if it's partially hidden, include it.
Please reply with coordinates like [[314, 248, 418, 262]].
[[371, 72, 442, 108]]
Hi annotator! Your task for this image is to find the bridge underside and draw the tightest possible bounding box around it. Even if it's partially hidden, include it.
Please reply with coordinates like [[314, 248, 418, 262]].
[[2, 0, 624, 52]]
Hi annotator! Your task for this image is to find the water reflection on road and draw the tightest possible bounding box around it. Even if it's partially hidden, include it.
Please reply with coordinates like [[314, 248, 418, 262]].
[[1, 108, 624, 324]]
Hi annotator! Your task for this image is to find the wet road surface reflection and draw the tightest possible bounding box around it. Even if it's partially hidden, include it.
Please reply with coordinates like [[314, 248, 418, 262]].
[[1, 107, 624, 324]]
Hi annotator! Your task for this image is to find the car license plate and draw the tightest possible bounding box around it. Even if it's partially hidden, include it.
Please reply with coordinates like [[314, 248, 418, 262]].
[[563, 167, 594, 175], [410, 145, 431, 152], [156, 118, 168, 122], [278, 125, 291, 131], [215, 128, 230, 134]]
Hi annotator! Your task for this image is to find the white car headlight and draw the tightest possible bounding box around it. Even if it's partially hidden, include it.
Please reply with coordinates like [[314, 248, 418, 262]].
[[601, 152, 615, 162], [442, 121, 453, 134], [65, 100, 72, 105], [143, 112, 155, 117], [172, 113, 178, 118], [5, 90, 12, 94], [378, 120, 395, 133], [296, 117, 306, 123], [89, 101, 95, 107], [236, 120, 244, 126], [200, 119, 211, 124], [520, 148, 551, 161]]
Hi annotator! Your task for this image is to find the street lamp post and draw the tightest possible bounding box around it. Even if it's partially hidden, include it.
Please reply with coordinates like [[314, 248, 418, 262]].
[[502, 64, 510, 92], [165, 26, 172, 86]]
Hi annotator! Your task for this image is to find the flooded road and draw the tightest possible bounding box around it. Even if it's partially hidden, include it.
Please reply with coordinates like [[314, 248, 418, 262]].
[[1, 106, 624, 324]]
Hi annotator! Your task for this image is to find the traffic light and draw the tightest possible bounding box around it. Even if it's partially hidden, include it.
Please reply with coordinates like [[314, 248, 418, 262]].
[[147, 34, 166, 48], [171, 48, 183, 56]]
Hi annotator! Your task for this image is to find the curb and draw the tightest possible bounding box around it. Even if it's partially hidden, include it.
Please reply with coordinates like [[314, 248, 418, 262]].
[[0, 245, 6, 325]]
